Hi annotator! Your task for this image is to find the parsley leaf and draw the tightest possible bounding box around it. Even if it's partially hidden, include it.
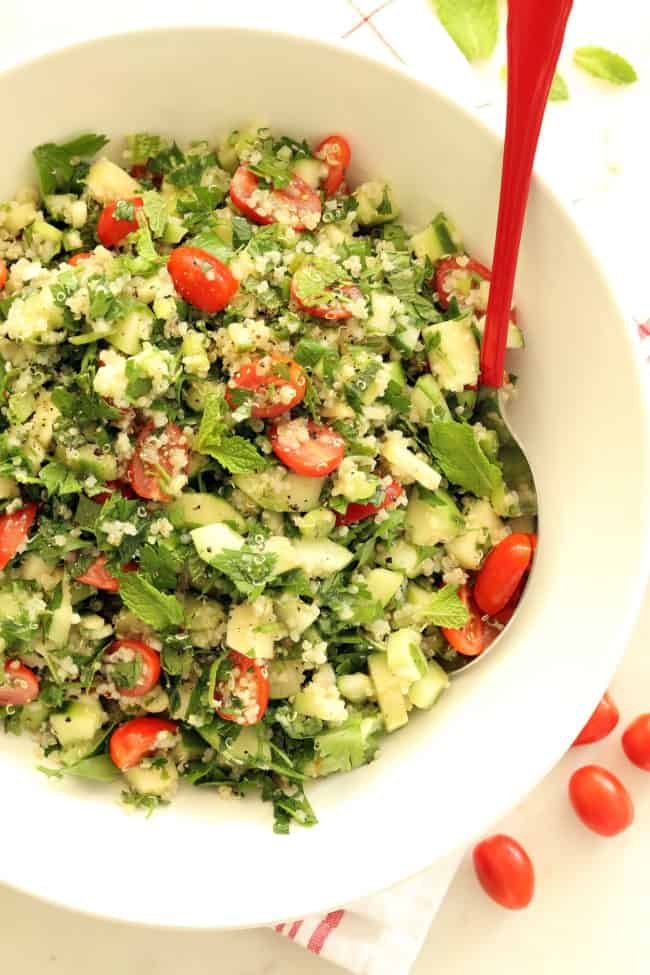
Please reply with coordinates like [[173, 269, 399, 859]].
[[573, 46, 638, 85], [117, 573, 184, 631], [433, 0, 498, 63], [39, 462, 81, 497], [294, 338, 340, 385], [428, 420, 502, 498], [142, 190, 168, 237], [32, 133, 108, 195], [209, 547, 278, 598], [195, 393, 268, 473], [292, 259, 342, 307], [188, 230, 232, 262]]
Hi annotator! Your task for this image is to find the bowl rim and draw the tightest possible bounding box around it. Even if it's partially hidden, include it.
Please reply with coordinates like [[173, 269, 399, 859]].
[[1, 22, 650, 930]]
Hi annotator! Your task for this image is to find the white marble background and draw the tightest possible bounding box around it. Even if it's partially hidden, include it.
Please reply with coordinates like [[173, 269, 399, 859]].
[[1, 1, 650, 972]]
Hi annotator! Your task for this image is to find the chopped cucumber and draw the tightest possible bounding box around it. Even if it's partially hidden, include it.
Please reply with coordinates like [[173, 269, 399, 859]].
[[423, 313, 479, 392], [292, 157, 326, 189], [124, 758, 178, 798], [50, 696, 106, 747], [291, 539, 353, 577], [368, 654, 409, 732], [354, 181, 399, 226], [294, 664, 348, 724], [296, 508, 336, 539], [408, 660, 449, 709], [411, 374, 452, 423], [169, 493, 246, 531], [445, 499, 507, 570], [380, 431, 441, 491], [405, 487, 463, 547], [190, 522, 245, 563], [410, 212, 461, 262], [54, 443, 118, 482], [364, 567, 404, 607], [337, 673, 375, 704], [234, 467, 325, 512], [367, 292, 401, 336], [47, 579, 73, 648], [380, 539, 420, 577], [108, 303, 153, 356], [386, 628, 427, 684], [268, 659, 304, 699], [275, 593, 319, 637], [86, 158, 138, 204], [226, 599, 276, 659], [475, 316, 524, 349], [223, 725, 272, 766]]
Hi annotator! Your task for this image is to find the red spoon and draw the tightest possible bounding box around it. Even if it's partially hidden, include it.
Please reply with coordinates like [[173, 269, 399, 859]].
[[480, 0, 574, 388]]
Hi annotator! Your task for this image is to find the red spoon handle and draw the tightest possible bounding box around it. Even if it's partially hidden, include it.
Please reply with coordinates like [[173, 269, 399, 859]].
[[480, 0, 574, 388]]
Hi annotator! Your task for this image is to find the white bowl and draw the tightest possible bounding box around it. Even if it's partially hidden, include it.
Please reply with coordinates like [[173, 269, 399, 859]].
[[1, 26, 649, 930]]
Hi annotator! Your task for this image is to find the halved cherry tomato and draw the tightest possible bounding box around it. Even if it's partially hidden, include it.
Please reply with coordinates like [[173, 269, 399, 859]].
[[473, 834, 535, 910], [104, 639, 161, 698], [130, 163, 162, 188], [91, 479, 137, 506], [229, 166, 322, 231], [167, 245, 238, 314], [441, 584, 498, 658], [215, 651, 269, 726], [314, 134, 351, 197], [622, 713, 650, 771], [0, 259, 8, 290], [109, 716, 178, 771], [96, 196, 143, 248], [0, 502, 37, 571], [226, 356, 307, 419], [569, 765, 634, 836], [474, 533, 534, 617], [269, 419, 345, 477], [75, 554, 118, 592], [572, 692, 619, 747], [127, 422, 189, 503], [434, 255, 492, 311], [290, 275, 363, 321], [335, 479, 403, 527], [68, 251, 92, 266], [0, 659, 39, 706]]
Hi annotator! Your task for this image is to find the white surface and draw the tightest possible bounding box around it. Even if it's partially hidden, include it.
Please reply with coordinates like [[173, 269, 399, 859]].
[[1, 0, 650, 970]]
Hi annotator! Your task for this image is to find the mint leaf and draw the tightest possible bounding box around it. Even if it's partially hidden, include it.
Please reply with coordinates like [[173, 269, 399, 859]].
[[39, 462, 81, 497], [414, 585, 470, 628], [118, 573, 184, 631], [142, 190, 168, 237], [433, 0, 498, 63], [189, 230, 232, 262], [294, 338, 340, 385], [292, 260, 342, 307], [574, 47, 638, 85], [428, 421, 502, 498], [549, 72, 570, 101], [210, 547, 278, 598], [195, 392, 267, 473], [32, 133, 108, 195], [125, 132, 167, 166]]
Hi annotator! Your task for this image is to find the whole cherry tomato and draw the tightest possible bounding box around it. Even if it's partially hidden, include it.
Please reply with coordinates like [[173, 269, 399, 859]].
[[96, 196, 143, 247], [167, 245, 238, 314], [474, 533, 534, 616], [473, 834, 535, 909], [572, 692, 619, 746], [622, 713, 650, 771], [569, 765, 634, 836]]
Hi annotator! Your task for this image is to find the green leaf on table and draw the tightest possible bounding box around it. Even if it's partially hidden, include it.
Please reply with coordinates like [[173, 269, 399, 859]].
[[428, 420, 502, 498], [501, 66, 569, 102], [433, 0, 498, 63], [573, 47, 638, 85], [118, 572, 184, 631]]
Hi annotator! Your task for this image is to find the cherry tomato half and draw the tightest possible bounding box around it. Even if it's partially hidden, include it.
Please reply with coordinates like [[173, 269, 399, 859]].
[[270, 419, 345, 477], [96, 196, 143, 248], [104, 639, 161, 699], [569, 765, 634, 836], [226, 356, 307, 419], [622, 713, 650, 771], [290, 276, 363, 321], [441, 584, 498, 658], [91, 479, 137, 506], [127, 422, 189, 503], [215, 651, 269, 726], [335, 479, 404, 527], [0, 259, 8, 290], [473, 834, 535, 910], [167, 245, 238, 314], [229, 166, 322, 232], [0, 502, 37, 571], [68, 251, 92, 266], [572, 692, 620, 747], [109, 716, 178, 771], [474, 533, 533, 617], [0, 659, 39, 706], [314, 134, 351, 197], [434, 255, 492, 311], [74, 554, 137, 592]]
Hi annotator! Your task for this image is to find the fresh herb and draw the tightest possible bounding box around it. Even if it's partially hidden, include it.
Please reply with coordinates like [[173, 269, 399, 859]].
[[573, 46, 638, 85], [428, 420, 502, 497], [292, 259, 342, 307], [39, 463, 81, 497], [408, 584, 469, 628], [32, 133, 108, 195], [141, 190, 168, 237], [209, 547, 278, 599], [117, 573, 184, 631], [433, 0, 498, 63], [549, 73, 570, 102], [294, 338, 340, 385], [195, 392, 268, 473]]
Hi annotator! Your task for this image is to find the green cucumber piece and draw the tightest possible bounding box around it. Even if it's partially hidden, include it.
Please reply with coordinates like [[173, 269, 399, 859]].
[[168, 493, 245, 532], [408, 660, 449, 709], [368, 653, 409, 732]]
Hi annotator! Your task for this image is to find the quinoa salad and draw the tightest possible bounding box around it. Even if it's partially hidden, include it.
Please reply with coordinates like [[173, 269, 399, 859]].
[[0, 127, 537, 830]]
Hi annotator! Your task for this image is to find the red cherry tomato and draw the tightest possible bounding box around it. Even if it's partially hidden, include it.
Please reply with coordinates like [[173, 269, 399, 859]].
[[492, 578, 526, 625], [91, 479, 137, 505], [473, 834, 535, 910], [215, 651, 269, 726], [0, 659, 39, 706], [74, 554, 119, 592], [622, 714, 650, 771], [0, 259, 9, 290], [109, 716, 178, 771], [569, 765, 634, 836], [572, 692, 620, 747], [167, 245, 238, 314], [442, 584, 498, 657], [0, 502, 37, 571], [104, 639, 161, 698], [269, 420, 345, 477], [434, 255, 492, 311], [68, 251, 92, 266], [96, 196, 143, 248], [229, 166, 322, 231], [290, 275, 363, 320], [226, 356, 307, 419], [474, 533, 534, 616], [335, 480, 403, 527], [127, 422, 189, 502], [314, 134, 351, 197]]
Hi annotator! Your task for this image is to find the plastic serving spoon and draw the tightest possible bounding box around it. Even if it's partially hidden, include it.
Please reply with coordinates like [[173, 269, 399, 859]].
[[452, 0, 573, 676]]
